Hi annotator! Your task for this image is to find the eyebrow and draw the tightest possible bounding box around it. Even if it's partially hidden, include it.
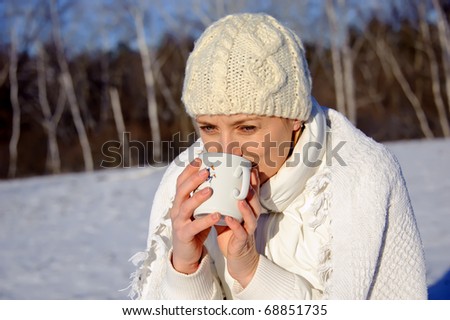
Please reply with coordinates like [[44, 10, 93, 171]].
[[196, 116, 262, 126]]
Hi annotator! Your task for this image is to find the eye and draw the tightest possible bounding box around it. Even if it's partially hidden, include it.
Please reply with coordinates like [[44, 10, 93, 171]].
[[199, 125, 217, 134], [239, 125, 257, 133]]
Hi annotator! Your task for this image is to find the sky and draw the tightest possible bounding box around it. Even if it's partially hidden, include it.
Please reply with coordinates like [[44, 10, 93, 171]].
[[0, 0, 444, 55]]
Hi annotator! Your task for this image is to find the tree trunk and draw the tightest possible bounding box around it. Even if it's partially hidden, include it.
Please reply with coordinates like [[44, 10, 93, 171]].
[[109, 87, 129, 166], [326, 0, 346, 116], [133, 10, 161, 162], [152, 57, 192, 141], [419, 4, 450, 137], [432, 0, 450, 116], [50, 0, 93, 171], [37, 43, 63, 174], [376, 38, 434, 139], [8, 27, 20, 178], [339, 0, 357, 125]]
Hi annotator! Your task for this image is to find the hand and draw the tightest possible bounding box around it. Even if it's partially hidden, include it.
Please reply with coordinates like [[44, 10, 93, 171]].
[[170, 158, 221, 274], [215, 167, 262, 287]]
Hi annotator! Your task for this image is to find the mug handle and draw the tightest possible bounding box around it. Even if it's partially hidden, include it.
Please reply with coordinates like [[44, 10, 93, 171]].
[[232, 166, 250, 200]]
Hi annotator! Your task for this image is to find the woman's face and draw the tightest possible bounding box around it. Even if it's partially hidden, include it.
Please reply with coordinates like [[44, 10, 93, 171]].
[[195, 114, 302, 184]]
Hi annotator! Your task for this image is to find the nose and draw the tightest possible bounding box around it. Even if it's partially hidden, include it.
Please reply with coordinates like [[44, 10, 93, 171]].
[[220, 134, 243, 156], [227, 145, 242, 156]]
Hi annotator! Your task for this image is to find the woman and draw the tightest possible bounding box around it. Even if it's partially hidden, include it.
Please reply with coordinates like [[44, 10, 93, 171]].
[[129, 13, 427, 299]]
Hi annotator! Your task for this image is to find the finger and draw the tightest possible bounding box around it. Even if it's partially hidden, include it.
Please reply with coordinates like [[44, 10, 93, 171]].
[[178, 187, 213, 220], [246, 168, 262, 219], [247, 168, 260, 201], [183, 212, 221, 237], [250, 167, 261, 191], [171, 158, 203, 214], [173, 167, 210, 211], [224, 216, 248, 242], [238, 200, 257, 235], [176, 158, 202, 188], [246, 189, 262, 219]]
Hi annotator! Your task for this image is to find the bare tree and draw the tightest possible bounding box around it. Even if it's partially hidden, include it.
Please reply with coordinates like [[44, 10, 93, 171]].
[[339, 0, 357, 125], [325, 0, 357, 124], [8, 26, 20, 178], [109, 87, 129, 166], [418, 3, 450, 137], [326, 0, 346, 117], [373, 35, 434, 138], [152, 49, 193, 141], [192, 0, 215, 27], [131, 6, 161, 161], [155, 1, 200, 140], [99, 21, 112, 126], [432, 0, 450, 116], [50, 0, 94, 171], [36, 43, 66, 173], [191, 0, 251, 29], [357, 61, 386, 108]]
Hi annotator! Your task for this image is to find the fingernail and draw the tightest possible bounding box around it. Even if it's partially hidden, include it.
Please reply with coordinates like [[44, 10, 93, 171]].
[[198, 169, 208, 177], [192, 158, 201, 166], [201, 187, 211, 195], [225, 216, 236, 223]]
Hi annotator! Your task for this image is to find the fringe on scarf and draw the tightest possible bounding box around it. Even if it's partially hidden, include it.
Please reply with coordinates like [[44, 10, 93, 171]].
[[301, 166, 333, 298], [126, 251, 149, 299], [127, 215, 172, 299]]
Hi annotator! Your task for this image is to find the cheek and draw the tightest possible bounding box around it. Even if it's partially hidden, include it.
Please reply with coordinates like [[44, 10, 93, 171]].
[[240, 141, 261, 162], [262, 131, 293, 169], [241, 133, 290, 167], [237, 133, 268, 164]]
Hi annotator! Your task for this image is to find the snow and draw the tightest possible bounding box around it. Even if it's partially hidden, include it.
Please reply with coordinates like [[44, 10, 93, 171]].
[[0, 138, 449, 299], [0, 167, 165, 299]]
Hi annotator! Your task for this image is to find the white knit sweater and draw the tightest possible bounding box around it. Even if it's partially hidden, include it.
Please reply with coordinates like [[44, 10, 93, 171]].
[[129, 106, 427, 300]]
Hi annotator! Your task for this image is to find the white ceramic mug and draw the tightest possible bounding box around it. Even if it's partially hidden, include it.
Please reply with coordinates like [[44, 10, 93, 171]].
[[193, 152, 252, 225]]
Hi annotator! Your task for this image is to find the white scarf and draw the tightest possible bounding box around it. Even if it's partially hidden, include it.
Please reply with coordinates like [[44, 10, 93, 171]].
[[256, 99, 332, 293], [259, 97, 327, 213]]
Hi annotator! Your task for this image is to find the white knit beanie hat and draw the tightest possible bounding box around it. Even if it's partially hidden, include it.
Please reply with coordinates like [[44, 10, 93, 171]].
[[182, 13, 312, 121]]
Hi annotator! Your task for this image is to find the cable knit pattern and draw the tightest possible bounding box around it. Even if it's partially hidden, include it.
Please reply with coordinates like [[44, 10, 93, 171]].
[[324, 108, 427, 299], [182, 13, 312, 121], [129, 105, 427, 300]]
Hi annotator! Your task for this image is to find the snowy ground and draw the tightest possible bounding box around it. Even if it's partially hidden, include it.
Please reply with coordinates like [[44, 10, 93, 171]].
[[0, 138, 449, 299]]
